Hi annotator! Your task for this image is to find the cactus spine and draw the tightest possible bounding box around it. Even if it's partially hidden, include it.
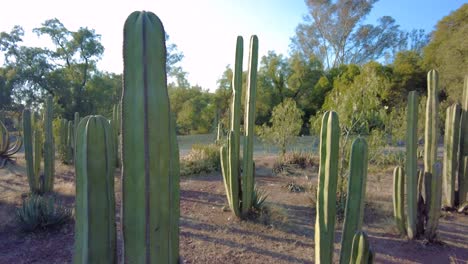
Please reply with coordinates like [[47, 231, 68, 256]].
[[122, 11, 180, 263], [393, 166, 405, 235], [315, 111, 339, 264], [442, 104, 461, 207], [74, 115, 116, 264], [458, 75, 468, 204], [406, 91, 418, 239], [220, 35, 258, 218], [339, 137, 368, 264], [43, 95, 55, 192], [424, 70, 440, 240]]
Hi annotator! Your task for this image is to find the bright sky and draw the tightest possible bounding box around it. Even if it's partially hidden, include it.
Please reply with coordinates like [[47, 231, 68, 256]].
[[0, 0, 466, 91]]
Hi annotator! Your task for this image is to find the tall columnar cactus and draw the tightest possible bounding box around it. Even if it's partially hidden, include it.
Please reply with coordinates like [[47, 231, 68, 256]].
[[350, 231, 374, 264], [339, 137, 368, 264], [74, 115, 116, 264], [241, 35, 258, 215], [43, 95, 55, 193], [442, 104, 461, 207], [220, 35, 258, 218], [424, 70, 440, 240], [315, 111, 339, 264], [406, 90, 419, 239], [122, 11, 180, 263], [66, 120, 74, 164], [424, 70, 439, 202], [393, 166, 406, 235], [458, 75, 468, 204], [23, 109, 42, 193]]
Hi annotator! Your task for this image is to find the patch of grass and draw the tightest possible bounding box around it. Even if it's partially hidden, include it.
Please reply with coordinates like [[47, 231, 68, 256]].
[[16, 194, 72, 232], [283, 182, 305, 193], [273, 151, 317, 175], [180, 143, 220, 176]]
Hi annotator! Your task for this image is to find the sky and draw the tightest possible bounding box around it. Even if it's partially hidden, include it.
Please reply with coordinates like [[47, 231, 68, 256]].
[[0, 0, 466, 91]]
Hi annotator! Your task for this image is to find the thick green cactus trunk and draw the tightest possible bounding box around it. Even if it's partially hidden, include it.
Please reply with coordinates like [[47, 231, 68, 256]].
[[220, 36, 258, 218], [74, 115, 116, 264], [112, 103, 121, 168], [23, 109, 39, 193], [122, 11, 180, 263], [43, 95, 55, 192], [406, 91, 419, 239], [315, 111, 339, 264], [339, 137, 368, 264], [442, 104, 461, 208], [350, 231, 374, 264], [241, 35, 258, 215], [424, 70, 439, 202], [426, 162, 442, 241], [458, 75, 468, 204], [393, 166, 405, 235]]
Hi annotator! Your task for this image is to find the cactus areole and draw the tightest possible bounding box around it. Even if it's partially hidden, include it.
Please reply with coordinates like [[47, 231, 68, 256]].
[[122, 11, 180, 263]]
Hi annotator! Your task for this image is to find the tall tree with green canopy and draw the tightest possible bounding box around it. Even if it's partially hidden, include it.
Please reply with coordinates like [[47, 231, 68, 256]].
[[291, 0, 407, 69], [424, 3, 468, 104]]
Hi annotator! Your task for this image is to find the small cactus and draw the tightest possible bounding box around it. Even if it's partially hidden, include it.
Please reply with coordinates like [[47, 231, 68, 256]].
[[393, 166, 406, 235], [339, 137, 368, 264], [315, 111, 339, 264], [74, 115, 116, 263], [350, 231, 373, 264]]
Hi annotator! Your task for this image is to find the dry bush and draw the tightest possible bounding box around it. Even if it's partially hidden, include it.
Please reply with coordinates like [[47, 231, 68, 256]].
[[180, 143, 220, 176]]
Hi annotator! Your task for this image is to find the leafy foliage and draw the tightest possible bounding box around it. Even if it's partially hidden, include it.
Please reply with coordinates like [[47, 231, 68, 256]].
[[292, 0, 409, 69], [257, 99, 304, 155], [424, 4, 468, 103]]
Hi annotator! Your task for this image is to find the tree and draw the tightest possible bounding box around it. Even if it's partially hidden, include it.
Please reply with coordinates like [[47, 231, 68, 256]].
[[424, 4, 468, 103], [257, 98, 304, 155], [291, 0, 406, 69]]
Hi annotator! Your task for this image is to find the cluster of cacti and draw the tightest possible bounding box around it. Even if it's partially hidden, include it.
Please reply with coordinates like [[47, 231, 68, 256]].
[[315, 111, 373, 263], [23, 95, 55, 193], [220, 35, 258, 218], [73, 11, 180, 262], [74, 115, 116, 263], [443, 75, 468, 207], [393, 70, 459, 241], [0, 119, 22, 167]]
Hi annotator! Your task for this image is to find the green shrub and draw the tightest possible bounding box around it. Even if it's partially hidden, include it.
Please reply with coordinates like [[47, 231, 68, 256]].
[[180, 143, 220, 176], [16, 194, 72, 232]]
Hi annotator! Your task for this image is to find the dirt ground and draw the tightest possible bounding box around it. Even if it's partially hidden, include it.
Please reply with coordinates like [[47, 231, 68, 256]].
[[0, 154, 467, 263]]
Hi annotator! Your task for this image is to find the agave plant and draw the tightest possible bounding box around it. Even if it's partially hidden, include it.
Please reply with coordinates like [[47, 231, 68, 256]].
[[0, 119, 22, 167]]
